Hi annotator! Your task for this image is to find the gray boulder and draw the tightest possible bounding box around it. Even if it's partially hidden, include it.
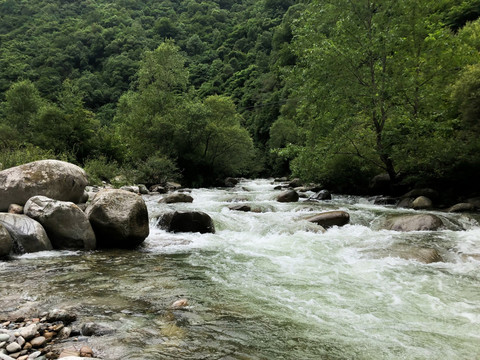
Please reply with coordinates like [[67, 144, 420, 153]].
[[149, 184, 166, 193], [138, 184, 149, 195], [120, 185, 139, 194], [288, 178, 303, 188], [24, 196, 96, 250], [384, 214, 443, 232], [277, 190, 299, 203], [159, 193, 194, 204], [0, 160, 88, 212], [0, 224, 13, 258], [306, 211, 350, 229], [85, 189, 149, 248], [372, 245, 442, 264], [0, 214, 52, 253], [397, 197, 414, 208], [309, 190, 331, 201], [412, 196, 433, 210], [158, 211, 215, 234]]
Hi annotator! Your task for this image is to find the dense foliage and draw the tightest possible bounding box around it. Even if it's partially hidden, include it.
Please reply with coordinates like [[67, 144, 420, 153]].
[[0, 0, 479, 192]]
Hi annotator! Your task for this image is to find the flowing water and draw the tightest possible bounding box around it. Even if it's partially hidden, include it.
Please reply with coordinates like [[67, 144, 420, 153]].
[[1, 179, 479, 359]]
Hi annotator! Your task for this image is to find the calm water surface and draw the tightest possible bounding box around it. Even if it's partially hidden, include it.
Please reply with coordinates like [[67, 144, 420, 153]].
[[0, 179, 479, 359]]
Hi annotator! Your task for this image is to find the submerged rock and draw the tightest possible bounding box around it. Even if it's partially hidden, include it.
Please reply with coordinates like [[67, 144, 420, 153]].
[[158, 211, 215, 234], [372, 245, 442, 264], [447, 202, 475, 213], [159, 193, 194, 204], [85, 189, 149, 248], [309, 190, 332, 201], [277, 190, 299, 203], [306, 211, 350, 229], [228, 204, 252, 212], [384, 214, 443, 232], [24, 196, 96, 250], [0, 214, 52, 253], [81, 322, 116, 336], [0, 160, 88, 212]]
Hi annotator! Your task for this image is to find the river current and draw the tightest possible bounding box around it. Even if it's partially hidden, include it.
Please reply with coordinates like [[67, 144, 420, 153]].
[[0, 179, 479, 359]]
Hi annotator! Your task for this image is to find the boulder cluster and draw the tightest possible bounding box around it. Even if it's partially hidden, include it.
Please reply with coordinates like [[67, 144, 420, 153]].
[[0, 310, 100, 360], [0, 160, 150, 258]]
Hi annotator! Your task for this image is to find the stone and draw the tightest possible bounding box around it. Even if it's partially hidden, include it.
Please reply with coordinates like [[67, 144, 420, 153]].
[[0, 225, 13, 258], [15, 337, 25, 347], [46, 309, 77, 325], [448, 203, 475, 213], [386, 245, 442, 264], [24, 196, 96, 250], [288, 178, 303, 188], [0, 160, 88, 212], [80, 323, 115, 336], [171, 299, 188, 309], [29, 336, 46, 348], [372, 196, 398, 206], [0, 214, 52, 254], [277, 190, 299, 203], [402, 188, 439, 200], [309, 190, 331, 201], [58, 348, 79, 358], [18, 324, 38, 341], [412, 196, 432, 210], [224, 178, 239, 187], [369, 173, 391, 194], [7, 205, 23, 215], [56, 327, 71, 340], [228, 204, 251, 212], [306, 211, 350, 229], [27, 351, 41, 359], [120, 186, 139, 194], [384, 214, 443, 232], [17, 356, 28, 360], [158, 211, 215, 234], [0, 354, 15, 360], [159, 193, 193, 204], [149, 185, 166, 194], [397, 197, 414, 208], [85, 189, 149, 249], [79, 346, 93, 357], [166, 182, 182, 191], [5, 343, 20, 353], [138, 184, 149, 195], [0, 335, 9, 342]]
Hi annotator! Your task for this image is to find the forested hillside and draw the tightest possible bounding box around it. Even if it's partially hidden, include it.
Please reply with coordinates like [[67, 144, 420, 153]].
[[0, 0, 479, 193]]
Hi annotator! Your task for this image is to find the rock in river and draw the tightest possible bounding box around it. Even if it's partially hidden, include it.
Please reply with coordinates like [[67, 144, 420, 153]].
[[0, 214, 52, 253], [85, 189, 149, 248], [0, 160, 88, 212], [24, 196, 96, 250], [384, 214, 443, 232], [277, 190, 299, 203], [158, 211, 215, 234], [306, 211, 350, 229], [0, 224, 13, 258]]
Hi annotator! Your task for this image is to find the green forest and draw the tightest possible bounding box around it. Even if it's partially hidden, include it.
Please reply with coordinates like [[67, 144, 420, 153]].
[[1, 0, 479, 194]]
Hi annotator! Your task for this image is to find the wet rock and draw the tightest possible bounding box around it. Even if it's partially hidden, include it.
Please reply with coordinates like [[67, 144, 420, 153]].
[[309, 190, 331, 201], [372, 196, 398, 206], [46, 309, 77, 325], [0, 160, 88, 212], [224, 178, 239, 187], [412, 196, 432, 210], [448, 203, 475, 213], [397, 197, 414, 208], [288, 178, 303, 188], [24, 196, 96, 250], [228, 204, 251, 212], [384, 214, 443, 232], [80, 323, 115, 336], [158, 211, 215, 234], [0, 214, 52, 254], [120, 185, 139, 194], [7, 205, 23, 215], [382, 245, 443, 264], [274, 177, 287, 182], [159, 193, 193, 204], [402, 188, 439, 201], [79, 346, 93, 357], [306, 211, 350, 229], [277, 190, 299, 203], [0, 225, 13, 258], [138, 184, 149, 195], [85, 189, 149, 249], [166, 182, 182, 191], [149, 185, 166, 194]]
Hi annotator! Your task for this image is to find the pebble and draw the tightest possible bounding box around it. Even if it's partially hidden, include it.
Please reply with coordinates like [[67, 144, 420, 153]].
[[16, 337, 25, 347], [171, 299, 189, 309], [6, 343, 21, 353], [19, 325, 37, 341], [29, 337, 45, 348], [79, 346, 93, 357], [27, 351, 41, 359]]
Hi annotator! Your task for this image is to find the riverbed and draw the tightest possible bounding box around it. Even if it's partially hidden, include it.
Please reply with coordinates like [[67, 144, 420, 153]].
[[1, 179, 479, 359]]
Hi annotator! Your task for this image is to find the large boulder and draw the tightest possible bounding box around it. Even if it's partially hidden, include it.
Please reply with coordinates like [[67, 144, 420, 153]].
[[0, 214, 52, 253], [0, 224, 13, 258], [159, 193, 194, 204], [24, 196, 96, 250], [85, 189, 149, 248], [370, 245, 442, 264], [306, 211, 350, 229], [412, 196, 433, 210], [0, 160, 88, 212], [158, 211, 215, 234], [384, 214, 443, 232], [277, 190, 299, 203]]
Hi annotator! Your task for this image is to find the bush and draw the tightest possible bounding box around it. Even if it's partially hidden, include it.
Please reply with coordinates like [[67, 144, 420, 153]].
[[83, 156, 124, 186], [134, 155, 179, 187], [0, 144, 69, 170]]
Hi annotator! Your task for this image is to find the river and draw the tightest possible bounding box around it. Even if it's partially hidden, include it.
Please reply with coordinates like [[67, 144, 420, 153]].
[[1, 179, 479, 359]]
